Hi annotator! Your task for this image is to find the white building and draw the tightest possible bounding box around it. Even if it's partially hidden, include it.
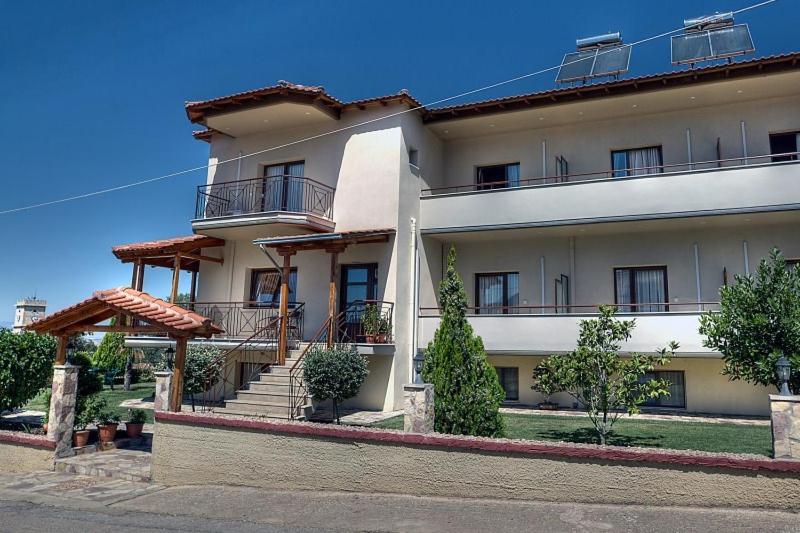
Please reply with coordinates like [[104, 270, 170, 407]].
[[13, 299, 47, 333], [119, 53, 800, 418]]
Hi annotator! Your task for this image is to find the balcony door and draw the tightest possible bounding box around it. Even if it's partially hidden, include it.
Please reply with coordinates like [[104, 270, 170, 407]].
[[614, 266, 668, 312], [769, 132, 799, 162], [476, 163, 520, 190], [340, 264, 378, 340], [264, 161, 305, 213], [611, 147, 662, 177], [475, 272, 519, 314]]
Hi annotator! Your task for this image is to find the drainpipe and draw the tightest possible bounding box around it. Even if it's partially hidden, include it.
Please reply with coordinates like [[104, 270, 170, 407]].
[[740, 121, 749, 164], [541, 140, 547, 178], [686, 129, 693, 170], [409, 217, 419, 383], [236, 150, 242, 180], [227, 241, 236, 301], [694, 242, 702, 312], [743, 240, 750, 276], [539, 256, 546, 314], [569, 237, 576, 309]]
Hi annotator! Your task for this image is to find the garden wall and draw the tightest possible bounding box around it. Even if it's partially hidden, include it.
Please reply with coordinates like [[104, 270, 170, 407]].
[[153, 412, 800, 510], [0, 431, 55, 473]]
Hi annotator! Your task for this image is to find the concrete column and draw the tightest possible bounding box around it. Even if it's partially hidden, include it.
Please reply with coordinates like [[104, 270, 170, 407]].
[[47, 364, 79, 458], [154, 371, 173, 412], [770, 394, 800, 459], [403, 383, 434, 434]]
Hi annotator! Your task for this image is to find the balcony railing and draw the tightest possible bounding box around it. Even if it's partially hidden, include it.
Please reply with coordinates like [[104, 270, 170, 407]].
[[340, 300, 395, 343], [420, 301, 720, 316], [195, 175, 335, 220], [190, 301, 305, 340], [421, 151, 800, 196]]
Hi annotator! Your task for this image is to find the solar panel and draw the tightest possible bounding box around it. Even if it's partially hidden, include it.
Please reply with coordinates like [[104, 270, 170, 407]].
[[556, 46, 631, 83], [592, 45, 632, 77], [671, 24, 754, 64], [556, 50, 596, 83]]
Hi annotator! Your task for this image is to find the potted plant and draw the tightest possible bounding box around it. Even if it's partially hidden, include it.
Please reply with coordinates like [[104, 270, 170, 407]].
[[376, 314, 392, 344], [362, 304, 380, 343], [125, 409, 147, 438], [85, 397, 120, 443], [72, 409, 90, 447]]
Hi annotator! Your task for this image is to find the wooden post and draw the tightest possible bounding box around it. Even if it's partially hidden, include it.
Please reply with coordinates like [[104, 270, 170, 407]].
[[169, 337, 187, 412], [189, 270, 198, 309], [170, 254, 181, 304], [55, 335, 68, 366], [130, 261, 139, 289], [278, 252, 293, 365], [327, 252, 338, 348], [135, 260, 145, 291]]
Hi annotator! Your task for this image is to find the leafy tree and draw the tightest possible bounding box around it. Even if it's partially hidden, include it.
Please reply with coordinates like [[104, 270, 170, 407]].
[[0, 330, 56, 413], [183, 344, 225, 411], [699, 248, 800, 393], [421, 247, 506, 438], [532, 306, 678, 445], [303, 345, 368, 423], [92, 319, 131, 389], [71, 351, 104, 428], [166, 293, 192, 305]]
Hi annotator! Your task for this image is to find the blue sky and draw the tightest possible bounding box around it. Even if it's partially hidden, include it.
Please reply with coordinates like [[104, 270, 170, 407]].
[[0, 0, 796, 323]]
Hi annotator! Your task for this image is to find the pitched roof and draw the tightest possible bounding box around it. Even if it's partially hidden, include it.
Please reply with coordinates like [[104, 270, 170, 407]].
[[27, 287, 223, 338], [112, 235, 225, 271], [253, 228, 395, 252]]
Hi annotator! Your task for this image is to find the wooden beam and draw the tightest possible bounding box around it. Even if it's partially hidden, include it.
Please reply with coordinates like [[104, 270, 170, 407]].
[[189, 271, 198, 308], [171, 254, 181, 304], [135, 259, 145, 291], [181, 252, 223, 265], [55, 335, 68, 366], [277, 253, 293, 365], [327, 251, 338, 348], [169, 338, 187, 412]]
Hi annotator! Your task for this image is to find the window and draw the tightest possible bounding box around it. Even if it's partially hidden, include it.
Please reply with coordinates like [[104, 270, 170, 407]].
[[639, 370, 685, 408], [475, 272, 519, 314], [614, 266, 668, 312], [787, 259, 800, 270], [263, 161, 305, 212], [249, 268, 297, 307], [611, 146, 663, 177], [476, 163, 520, 190], [495, 367, 519, 402], [769, 132, 799, 162], [408, 148, 419, 168]]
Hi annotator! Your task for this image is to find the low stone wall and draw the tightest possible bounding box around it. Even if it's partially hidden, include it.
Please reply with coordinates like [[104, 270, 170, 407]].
[[153, 412, 800, 510], [0, 430, 55, 473]]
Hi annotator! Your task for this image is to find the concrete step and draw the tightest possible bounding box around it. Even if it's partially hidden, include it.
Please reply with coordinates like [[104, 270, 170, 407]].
[[247, 381, 291, 393], [235, 390, 294, 404], [224, 399, 302, 417], [213, 407, 291, 420], [255, 374, 291, 385]]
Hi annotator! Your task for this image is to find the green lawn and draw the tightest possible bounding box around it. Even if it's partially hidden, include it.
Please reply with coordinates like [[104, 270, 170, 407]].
[[25, 382, 156, 424], [369, 413, 772, 456]]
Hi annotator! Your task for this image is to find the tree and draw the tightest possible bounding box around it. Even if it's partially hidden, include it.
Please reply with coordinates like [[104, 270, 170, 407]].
[[699, 248, 800, 393], [0, 330, 57, 413], [421, 247, 506, 438], [91, 319, 130, 389], [532, 306, 678, 445], [303, 345, 368, 423], [183, 344, 225, 411]]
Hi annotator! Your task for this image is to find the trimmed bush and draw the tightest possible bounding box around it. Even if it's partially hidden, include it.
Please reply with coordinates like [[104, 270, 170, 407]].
[[0, 329, 57, 413], [303, 345, 368, 423]]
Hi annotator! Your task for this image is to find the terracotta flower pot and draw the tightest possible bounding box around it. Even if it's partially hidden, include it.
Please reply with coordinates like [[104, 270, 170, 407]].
[[97, 423, 118, 443], [73, 430, 90, 447], [125, 423, 144, 439], [365, 334, 376, 343], [42, 423, 48, 434], [376, 334, 387, 344]]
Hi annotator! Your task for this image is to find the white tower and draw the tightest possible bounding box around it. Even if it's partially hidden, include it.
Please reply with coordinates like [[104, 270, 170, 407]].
[[12, 298, 47, 333]]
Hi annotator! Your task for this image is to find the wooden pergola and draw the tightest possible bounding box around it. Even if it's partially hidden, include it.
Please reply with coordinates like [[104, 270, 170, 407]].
[[27, 287, 223, 412], [112, 235, 225, 302], [253, 229, 395, 363]]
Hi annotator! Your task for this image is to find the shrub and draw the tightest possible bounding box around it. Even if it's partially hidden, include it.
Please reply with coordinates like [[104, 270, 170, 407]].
[[83, 396, 119, 426], [91, 329, 128, 374], [421, 247, 506, 438], [700, 248, 800, 393], [183, 344, 225, 411], [303, 345, 368, 423], [532, 305, 677, 445], [127, 408, 147, 424], [0, 330, 57, 413]]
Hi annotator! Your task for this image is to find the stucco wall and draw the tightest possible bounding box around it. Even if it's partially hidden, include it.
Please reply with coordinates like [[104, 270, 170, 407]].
[[153, 413, 800, 509], [0, 433, 54, 473]]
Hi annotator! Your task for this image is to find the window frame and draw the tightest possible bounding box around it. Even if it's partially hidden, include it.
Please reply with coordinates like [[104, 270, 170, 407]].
[[248, 267, 298, 308], [610, 146, 664, 177], [262, 160, 306, 212], [639, 370, 686, 409], [476, 162, 520, 190], [475, 272, 520, 315], [495, 366, 520, 402], [768, 131, 799, 162], [613, 265, 669, 313]]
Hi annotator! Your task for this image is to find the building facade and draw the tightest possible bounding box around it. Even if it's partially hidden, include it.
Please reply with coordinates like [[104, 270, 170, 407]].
[[13, 299, 46, 333], [124, 54, 800, 417]]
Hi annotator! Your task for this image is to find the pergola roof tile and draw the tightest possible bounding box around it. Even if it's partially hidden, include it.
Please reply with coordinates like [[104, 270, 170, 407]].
[[27, 287, 223, 338]]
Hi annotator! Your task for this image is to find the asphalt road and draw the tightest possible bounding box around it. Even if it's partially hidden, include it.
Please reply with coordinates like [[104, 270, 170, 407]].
[[1, 472, 799, 532]]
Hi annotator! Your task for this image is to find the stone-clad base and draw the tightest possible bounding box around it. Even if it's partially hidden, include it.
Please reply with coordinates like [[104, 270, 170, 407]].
[[770, 394, 800, 459], [154, 372, 173, 412], [47, 364, 79, 458], [403, 383, 434, 433]]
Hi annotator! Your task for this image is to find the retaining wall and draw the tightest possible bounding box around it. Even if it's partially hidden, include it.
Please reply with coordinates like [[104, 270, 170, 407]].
[[153, 412, 800, 510], [0, 430, 55, 473]]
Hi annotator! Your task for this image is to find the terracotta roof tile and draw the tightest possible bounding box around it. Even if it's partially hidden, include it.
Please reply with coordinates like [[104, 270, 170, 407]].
[[112, 235, 223, 255]]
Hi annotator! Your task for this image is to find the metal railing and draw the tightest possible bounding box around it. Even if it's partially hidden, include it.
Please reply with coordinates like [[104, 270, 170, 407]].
[[195, 175, 335, 220], [339, 300, 394, 343], [419, 301, 720, 316], [189, 301, 304, 340], [421, 151, 800, 196]]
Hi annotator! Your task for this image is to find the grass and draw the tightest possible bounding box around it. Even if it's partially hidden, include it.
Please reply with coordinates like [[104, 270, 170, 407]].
[[24, 382, 156, 424], [369, 413, 772, 457]]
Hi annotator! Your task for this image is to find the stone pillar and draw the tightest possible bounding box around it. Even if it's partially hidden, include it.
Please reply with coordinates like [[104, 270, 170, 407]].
[[403, 383, 434, 434], [770, 394, 800, 459], [47, 364, 79, 458], [154, 371, 173, 412]]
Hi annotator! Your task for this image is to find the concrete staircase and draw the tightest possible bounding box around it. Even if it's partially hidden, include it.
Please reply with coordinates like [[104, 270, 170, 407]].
[[214, 350, 313, 420]]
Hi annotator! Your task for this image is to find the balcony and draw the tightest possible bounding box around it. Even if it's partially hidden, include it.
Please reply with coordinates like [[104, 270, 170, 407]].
[[193, 175, 335, 235], [418, 303, 718, 356], [420, 152, 800, 233]]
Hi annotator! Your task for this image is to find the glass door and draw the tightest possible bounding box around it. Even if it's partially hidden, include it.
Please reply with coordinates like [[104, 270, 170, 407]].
[[263, 161, 305, 212], [339, 264, 378, 341]]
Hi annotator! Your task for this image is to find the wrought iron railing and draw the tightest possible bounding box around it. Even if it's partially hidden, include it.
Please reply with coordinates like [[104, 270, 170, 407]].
[[189, 301, 304, 340], [195, 175, 335, 220], [339, 300, 394, 343], [421, 151, 800, 196]]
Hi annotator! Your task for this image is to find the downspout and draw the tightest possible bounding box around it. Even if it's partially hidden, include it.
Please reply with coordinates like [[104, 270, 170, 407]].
[[539, 256, 546, 314], [740, 121, 749, 164], [686, 128, 693, 170], [694, 242, 702, 312], [227, 241, 236, 301], [541, 140, 547, 178], [743, 240, 750, 276], [410, 217, 419, 383], [569, 237, 576, 309]]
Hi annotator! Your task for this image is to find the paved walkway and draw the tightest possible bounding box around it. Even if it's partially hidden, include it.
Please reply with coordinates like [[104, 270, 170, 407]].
[[55, 449, 153, 482], [0, 471, 797, 532]]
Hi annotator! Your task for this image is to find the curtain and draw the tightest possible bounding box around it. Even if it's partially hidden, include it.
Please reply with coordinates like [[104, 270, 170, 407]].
[[612, 151, 628, 177], [477, 274, 504, 314], [251, 270, 297, 306], [634, 268, 666, 312], [285, 161, 305, 212], [506, 163, 520, 187], [629, 147, 662, 176], [507, 273, 519, 314], [264, 164, 285, 211], [615, 269, 632, 311]]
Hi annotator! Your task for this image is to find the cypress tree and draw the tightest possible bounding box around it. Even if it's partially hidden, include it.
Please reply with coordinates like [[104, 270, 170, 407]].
[[422, 246, 505, 437]]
